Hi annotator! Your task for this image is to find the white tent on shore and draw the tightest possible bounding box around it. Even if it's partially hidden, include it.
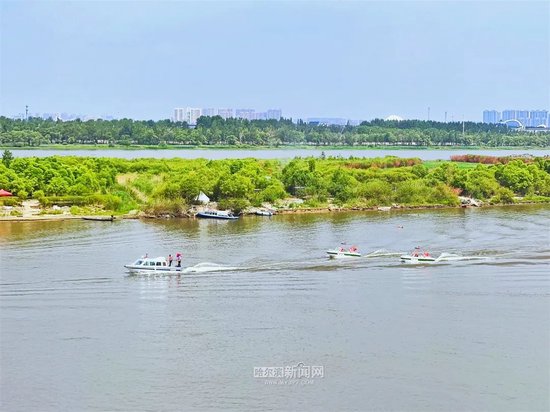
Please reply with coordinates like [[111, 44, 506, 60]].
[[194, 191, 210, 204]]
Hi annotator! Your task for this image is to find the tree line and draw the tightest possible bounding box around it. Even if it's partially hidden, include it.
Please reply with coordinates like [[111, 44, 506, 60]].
[[0, 116, 548, 147]]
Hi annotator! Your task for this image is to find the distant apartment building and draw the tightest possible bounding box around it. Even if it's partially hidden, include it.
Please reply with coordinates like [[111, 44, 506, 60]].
[[235, 109, 255, 120], [185, 108, 202, 125], [174, 108, 202, 125], [201, 108, 217, 117], [484, 109, 549, 127], [530, 110, 548, 127], [174, 108, 186, 122], [483, 110, 500, 124], [173, 107, 282, 122], [217, 108, 234, 119], [267, 109, 282, 120]]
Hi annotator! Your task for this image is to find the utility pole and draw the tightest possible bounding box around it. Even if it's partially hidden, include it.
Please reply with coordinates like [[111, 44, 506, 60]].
[[25, 105, 29, 121], [444, 111, 447, 123]]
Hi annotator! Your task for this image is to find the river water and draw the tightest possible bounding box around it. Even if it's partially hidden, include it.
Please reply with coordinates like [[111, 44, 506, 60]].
[[10, 148, 550, 160], [1, 206, 549, 411]]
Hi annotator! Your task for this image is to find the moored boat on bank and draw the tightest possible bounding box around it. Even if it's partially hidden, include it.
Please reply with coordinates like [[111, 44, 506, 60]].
[[82, 215, 115, 221], [196, 210, 239, 220], [255, 209, 274, 216]]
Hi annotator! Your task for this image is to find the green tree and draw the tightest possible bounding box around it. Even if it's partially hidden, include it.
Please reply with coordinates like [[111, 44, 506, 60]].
[[2, 149, 14, 167]]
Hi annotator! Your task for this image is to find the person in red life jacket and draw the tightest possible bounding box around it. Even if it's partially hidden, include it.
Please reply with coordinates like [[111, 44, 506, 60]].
[[176, 253, 182, 267]]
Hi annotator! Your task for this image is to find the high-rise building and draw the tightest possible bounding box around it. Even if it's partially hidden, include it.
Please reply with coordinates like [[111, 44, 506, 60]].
[[185, 107, 202, 125], [202, 108, 217, 117], [217, 108, 233, 119], [501, 110, 517, 122], [517, 110, 529, 126], [174, 108, 185, 122], [529, 110, 548, 127], [267, 109, 282, 120], [235, 109, 255, 120], [489, 109, 549, 127], [174, 106, 281, 122], [483, 110, 500, 124]]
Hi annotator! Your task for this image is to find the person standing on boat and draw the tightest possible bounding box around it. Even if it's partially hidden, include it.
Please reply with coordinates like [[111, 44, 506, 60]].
[[168, 254, 173, 267], [176, 253, 182, 267]]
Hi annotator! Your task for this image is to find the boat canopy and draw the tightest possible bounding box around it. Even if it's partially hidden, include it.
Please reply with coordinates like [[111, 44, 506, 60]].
[[194, 191, 210, 204]]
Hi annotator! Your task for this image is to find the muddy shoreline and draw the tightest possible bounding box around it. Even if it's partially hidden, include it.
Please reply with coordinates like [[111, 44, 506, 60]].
[[2, 202, 547, 222]]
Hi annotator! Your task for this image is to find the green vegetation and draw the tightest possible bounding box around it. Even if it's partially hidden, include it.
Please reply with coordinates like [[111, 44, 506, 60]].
[[1, 151, 549, 216], [1, 116, 548, 148]]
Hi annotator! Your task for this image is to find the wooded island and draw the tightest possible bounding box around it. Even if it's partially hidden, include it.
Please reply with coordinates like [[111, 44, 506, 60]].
[[1, 150, 549, 218]]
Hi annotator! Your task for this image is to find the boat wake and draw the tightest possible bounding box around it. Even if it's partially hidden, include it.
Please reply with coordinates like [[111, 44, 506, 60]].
[[434, 253, 492, 262], [182, 262, 239, 273], [365, 249, 403, 258]]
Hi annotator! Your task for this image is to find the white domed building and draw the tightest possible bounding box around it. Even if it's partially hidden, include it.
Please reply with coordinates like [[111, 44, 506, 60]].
[[385, 115, 404, 121]]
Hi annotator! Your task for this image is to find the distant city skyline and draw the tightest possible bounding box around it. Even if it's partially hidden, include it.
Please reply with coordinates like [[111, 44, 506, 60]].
[[483, 109, 550, 128], [11, 106, 550, 128], [172, 107, 283, 124], [2, 1, 548, 122]]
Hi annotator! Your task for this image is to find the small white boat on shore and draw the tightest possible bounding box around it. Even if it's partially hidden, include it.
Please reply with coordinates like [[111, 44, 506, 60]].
[[255, 209, 274, 216], [326, 246, 361, 259], [196, 210, 239, 220], [125, 256, 184, 274]]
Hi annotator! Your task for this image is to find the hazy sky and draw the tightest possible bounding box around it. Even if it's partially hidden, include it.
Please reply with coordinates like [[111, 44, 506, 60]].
[[1, 0, 548, 121]]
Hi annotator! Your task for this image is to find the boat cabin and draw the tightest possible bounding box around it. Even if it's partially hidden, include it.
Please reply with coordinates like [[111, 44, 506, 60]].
[[132, 257, 169, 267]]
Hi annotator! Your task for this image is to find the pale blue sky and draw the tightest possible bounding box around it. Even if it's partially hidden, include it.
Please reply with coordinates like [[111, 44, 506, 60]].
[[1, 0, 548, 121]]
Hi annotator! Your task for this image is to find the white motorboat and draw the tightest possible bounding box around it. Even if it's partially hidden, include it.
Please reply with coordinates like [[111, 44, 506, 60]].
[[124, 256, 184, 273], [400, 248, 437, 263], [326, 247, 361, 259], [196, 210, 239, 220]]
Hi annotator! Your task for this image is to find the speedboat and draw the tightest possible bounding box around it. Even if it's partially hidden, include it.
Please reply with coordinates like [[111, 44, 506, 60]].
[[400, 248, 437, 263], [125, 256, 184, 274], [196, 210, 239, 220], [326, 247, 361, 259]]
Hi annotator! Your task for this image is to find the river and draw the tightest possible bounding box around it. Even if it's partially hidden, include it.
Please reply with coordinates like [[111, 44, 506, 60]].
[[1, 206, 549, 411], [9, 148, 550, 160]]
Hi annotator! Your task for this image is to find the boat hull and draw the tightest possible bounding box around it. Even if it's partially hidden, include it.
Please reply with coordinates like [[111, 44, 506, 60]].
[[326, 250, 361, 259], [196, 212, 239, 220], [124, 264, 184, 274], [400, 255, 436, 263], [82, 216, 114, 221]]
